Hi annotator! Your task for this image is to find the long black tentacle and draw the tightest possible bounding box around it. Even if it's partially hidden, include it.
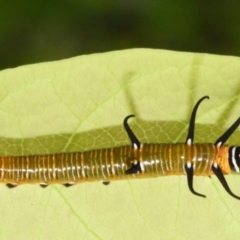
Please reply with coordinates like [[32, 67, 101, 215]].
[[211, 164, 240, 200], [215, 117, 240, 146], [123, 115, 141, 149], [184, 163, 206, 198], [124, 115, 142, 174], [186, 96, 209, 144]]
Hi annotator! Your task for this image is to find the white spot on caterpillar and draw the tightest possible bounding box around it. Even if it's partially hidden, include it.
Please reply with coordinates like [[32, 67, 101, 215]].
[[187, 139, 192, 145], [187, 162, 191, 168], [133, 143, 138, 149]]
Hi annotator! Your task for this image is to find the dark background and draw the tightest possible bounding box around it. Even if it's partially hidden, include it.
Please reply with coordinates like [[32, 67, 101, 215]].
[[1, 1, 240, 70]]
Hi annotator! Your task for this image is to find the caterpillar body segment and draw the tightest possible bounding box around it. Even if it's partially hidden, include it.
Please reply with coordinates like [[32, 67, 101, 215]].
[[1, 96, 240, 200]]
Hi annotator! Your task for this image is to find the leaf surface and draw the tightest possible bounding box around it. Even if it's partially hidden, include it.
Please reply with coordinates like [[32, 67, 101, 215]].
[[0, 49, 240, 239]]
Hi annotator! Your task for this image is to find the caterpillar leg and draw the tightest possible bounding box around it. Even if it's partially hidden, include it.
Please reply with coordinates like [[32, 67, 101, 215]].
[[39, 182, 49, 188], [63, 182, 76, 187], [6, 183, 18, 188], [123, 115, 142, 174], [102, 180, 110, 185]]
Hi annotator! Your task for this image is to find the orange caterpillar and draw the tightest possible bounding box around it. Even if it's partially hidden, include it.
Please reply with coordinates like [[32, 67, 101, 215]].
[[1, 96, 240, 199]]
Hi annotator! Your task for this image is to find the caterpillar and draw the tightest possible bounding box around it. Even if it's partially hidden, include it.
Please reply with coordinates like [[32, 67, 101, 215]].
[[1, 96, 240, 200]]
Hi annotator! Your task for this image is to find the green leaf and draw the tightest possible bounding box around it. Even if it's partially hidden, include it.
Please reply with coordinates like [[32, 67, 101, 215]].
[[0, 49, 240, 239]]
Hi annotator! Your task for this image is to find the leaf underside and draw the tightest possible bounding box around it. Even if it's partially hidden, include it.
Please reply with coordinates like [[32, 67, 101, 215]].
[[0, 49, 240, 239]]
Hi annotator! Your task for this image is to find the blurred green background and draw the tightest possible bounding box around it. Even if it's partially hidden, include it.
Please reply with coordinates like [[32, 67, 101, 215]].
[[1, 1, 240, 70]]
